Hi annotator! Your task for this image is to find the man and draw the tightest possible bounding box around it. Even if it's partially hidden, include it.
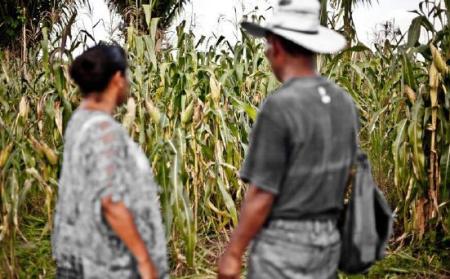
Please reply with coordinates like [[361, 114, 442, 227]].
[[218, 0, 358, 278]]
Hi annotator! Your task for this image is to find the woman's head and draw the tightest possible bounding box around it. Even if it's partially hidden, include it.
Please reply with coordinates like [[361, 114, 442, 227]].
[[70, 44, 129, 105]]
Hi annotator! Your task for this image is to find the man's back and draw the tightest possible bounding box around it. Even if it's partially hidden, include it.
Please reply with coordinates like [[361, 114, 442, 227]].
[[240, 76, 358, 221], [218, 2, 355, 277]]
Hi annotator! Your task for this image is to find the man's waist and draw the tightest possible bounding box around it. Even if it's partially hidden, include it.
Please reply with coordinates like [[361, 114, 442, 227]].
[[265, 218, 337, 231], [268, 210, 340, 223], [257, 218, 340, 247]]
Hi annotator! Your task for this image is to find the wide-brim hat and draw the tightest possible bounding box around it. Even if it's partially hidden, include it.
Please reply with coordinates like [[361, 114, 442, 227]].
[[241, 0, 346, 54]]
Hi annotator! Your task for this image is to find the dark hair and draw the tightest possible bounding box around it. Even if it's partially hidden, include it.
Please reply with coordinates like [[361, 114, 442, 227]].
[[69, 43, 128, 96], [269, 33, 315, 57]]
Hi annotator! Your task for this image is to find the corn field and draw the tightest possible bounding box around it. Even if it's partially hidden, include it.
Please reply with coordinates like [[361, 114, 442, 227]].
[[1, 1, 450, 278]]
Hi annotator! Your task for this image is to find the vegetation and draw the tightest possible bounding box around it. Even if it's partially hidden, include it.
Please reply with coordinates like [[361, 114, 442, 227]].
[[0, 0, 190, 68], [321, 0, 450, 247], [106, 0, 191, 31], [0, 0, 449, 278], [320, 0, 376, 44], [0, 0, 81, 51]]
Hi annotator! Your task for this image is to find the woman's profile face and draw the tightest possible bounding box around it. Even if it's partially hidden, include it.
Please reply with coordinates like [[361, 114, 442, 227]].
[[112, 70, 130, 106], [119, 72, 130, 106]]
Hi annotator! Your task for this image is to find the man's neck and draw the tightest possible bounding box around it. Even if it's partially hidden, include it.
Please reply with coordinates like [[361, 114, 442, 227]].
[[280, 57, 318, 82], [281, 68, 318, 82]]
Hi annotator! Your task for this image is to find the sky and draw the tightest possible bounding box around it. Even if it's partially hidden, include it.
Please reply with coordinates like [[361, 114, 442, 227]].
[[75, 0, 425, 48], [353, 0, 425, 45]]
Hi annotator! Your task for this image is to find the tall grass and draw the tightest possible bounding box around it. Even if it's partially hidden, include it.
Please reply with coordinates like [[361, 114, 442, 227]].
[[127, 18, 280, 272], [0, 8, 277, 277], [0, 1, 449, 278], [321, 1, 450, 249]]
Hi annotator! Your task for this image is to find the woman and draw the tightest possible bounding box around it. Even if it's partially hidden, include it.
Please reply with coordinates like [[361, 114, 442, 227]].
[[52, 44, 168, 279]]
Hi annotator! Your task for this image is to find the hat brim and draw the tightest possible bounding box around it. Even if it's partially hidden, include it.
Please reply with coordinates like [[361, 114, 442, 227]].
[[241, 21, 346, 54]]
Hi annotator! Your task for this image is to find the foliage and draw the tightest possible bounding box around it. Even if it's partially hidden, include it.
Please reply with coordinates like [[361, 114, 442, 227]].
[[0, 8, 276, 277], [320, 0, 376, 44], [106, 0, 191, 31], [0, 0, 449, 278], [0, 0, 79, 51], [389, 0, 450, 246], [319, 0, 450, 248]]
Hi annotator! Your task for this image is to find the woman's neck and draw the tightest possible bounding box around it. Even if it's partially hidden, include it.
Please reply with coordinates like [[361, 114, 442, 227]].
[[79, 93, 116, 115]]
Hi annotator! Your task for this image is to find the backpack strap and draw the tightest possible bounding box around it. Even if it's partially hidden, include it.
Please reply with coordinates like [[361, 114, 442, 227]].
[[350, 103, 361, 163], [343, 103, 360, 191]]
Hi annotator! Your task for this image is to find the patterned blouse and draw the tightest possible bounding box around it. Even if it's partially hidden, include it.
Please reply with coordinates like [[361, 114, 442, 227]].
[[52, 109, 169, 278]]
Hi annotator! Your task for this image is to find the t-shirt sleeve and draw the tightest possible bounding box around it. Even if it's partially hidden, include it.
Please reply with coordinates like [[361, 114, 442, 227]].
[[239, 97, 288, 195]]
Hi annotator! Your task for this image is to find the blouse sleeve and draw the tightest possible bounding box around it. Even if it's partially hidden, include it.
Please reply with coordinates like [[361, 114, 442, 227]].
[[80, 120, 133, 233]]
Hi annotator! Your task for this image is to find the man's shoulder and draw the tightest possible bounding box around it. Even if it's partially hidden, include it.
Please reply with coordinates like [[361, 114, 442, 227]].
[[265, 77, 320, 105], [326, 80, 354, 104], [263, 77, 355, 110], [265, 81, 300, 105]]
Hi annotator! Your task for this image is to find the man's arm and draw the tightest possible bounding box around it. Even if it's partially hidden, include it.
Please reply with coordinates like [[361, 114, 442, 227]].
[[218, 185, 275, 279], [102, 196, 158, 279]]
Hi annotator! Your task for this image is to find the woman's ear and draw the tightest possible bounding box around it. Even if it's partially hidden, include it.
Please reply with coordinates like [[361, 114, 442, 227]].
[[109, 71, 127, 96], [111, 71, 124, 86], [111, 71, 129, 106]]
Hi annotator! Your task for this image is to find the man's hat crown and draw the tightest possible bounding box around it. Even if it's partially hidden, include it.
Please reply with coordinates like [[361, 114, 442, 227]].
[[279, 0, 292, 6]]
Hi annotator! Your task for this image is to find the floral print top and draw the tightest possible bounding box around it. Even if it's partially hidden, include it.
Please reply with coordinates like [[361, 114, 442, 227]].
[[52, 108, 168, 278]]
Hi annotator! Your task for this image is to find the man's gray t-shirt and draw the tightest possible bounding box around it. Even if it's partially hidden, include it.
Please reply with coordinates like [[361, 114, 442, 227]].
[[240, 76, 358, 221]]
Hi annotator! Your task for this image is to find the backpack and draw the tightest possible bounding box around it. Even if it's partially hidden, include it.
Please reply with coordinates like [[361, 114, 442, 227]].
[[338, 149, 394, 274]]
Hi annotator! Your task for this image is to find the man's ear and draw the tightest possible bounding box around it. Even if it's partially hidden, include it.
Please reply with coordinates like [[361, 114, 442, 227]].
[[271, 38, 283, 59]]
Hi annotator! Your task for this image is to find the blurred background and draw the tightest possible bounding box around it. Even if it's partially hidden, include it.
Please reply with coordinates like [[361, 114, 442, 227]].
[[0, 0, 449, 278]]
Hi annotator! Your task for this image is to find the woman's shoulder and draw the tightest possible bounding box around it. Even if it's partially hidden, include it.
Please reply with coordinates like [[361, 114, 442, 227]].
[[67, 109, 128, 145]]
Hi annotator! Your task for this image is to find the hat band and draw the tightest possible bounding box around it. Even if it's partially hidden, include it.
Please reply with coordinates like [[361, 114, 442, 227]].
[[273, 25, 319, 35]]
